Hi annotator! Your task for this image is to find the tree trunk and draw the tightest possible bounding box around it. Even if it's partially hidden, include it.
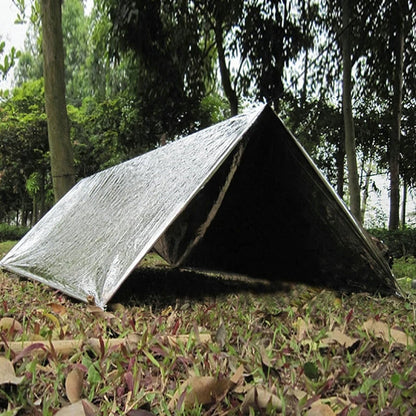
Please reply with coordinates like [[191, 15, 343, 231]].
[[40, 0, 75, 203], [335, 140, 345, 199], [40, 171, 46, 219], [341, 0, 360, 221], [388, 2, 405, 231], [301, 0, 310, 106], [401, 181, 407, 229], [214, 20, 239, 116], [32, 197, 38, 226], [360, 159, 372, 223]]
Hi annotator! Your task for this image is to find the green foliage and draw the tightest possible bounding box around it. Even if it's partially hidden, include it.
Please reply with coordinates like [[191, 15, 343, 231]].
[[62, 0, 91, 106], [16, 0, 92, 106], [0, 78, 50, 224], [356, 0, 415, 102], [392, 256, 416, 280], [236, 0, 312, 108], [281, 96, 344, 190], [2, 0, 414, 231], [368, 228, 416, 258], [198, 93, 230, 126], [0, 44, 21, 79], [104, 0, 313, 117], [104, 0, 214, 134], [69, 93, 157, 176], [0, 224, 28, 241]]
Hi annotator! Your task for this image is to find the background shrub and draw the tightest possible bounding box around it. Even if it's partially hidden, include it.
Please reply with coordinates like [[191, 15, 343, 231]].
[[368, 228, 416, 258], [0, 224, 29, 241]]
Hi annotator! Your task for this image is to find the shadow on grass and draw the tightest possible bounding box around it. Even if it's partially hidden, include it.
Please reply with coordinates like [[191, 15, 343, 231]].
[[111, 266, 289, 307]]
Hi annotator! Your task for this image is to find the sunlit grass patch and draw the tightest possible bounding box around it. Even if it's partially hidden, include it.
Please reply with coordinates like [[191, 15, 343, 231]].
[[0, 241, 17, 259]]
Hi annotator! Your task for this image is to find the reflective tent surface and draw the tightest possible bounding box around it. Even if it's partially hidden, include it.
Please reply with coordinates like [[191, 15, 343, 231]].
[[0, 105, 401, 307]]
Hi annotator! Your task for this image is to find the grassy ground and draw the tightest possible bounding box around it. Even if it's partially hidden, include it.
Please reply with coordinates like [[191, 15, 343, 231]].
[[0, 241, 415, 415], [0, 241, 17, 259]]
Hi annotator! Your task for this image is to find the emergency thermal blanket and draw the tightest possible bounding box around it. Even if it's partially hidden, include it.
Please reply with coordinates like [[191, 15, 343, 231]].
[[0, 105, 400, 307]]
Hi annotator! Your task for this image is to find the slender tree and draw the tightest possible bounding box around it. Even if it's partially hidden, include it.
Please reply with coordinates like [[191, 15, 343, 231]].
[[213, 11, 239, 116], [356, 0, 414, 229], [40, 0, 75, 202], [341, 0, 360, 221], [388, 0, 405, 230]]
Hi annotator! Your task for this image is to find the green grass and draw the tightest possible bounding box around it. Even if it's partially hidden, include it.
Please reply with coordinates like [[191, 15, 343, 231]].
[[393, 256, 416, 279], [0, 246, 415, 414], [0, 241, 17, 259]]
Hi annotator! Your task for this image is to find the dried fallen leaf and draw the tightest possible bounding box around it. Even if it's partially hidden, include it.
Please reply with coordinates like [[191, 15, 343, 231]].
[[169, 376, 231, 410], [241, 386, 282, 414], [165, 333, 211, 347], [0, 317, 23, 333], [324, 396, 354, 413], [65, 368, 84, 403], [82, 400, 98, 416], [12, 343, 47, 363], [86, 305, 115, 320], [48, 302, 67, 315], [0, 357, 24, 385], [166, 310, 179, 329], [230, 364, 245, 386], [333, 297, 342, 308], [260, 344, 274, 368], [1, 404, 22, 416], [286, 387, 307, 402], [363, 319, 414, 346], [320, 328, 359, 349], [215, 319, 227, 349], [108, 303, 125, 313], [187, 376, 231, 407], [296, 317, 312, 342], [55, 399, 98, 416], [305, 401, 336, 416]]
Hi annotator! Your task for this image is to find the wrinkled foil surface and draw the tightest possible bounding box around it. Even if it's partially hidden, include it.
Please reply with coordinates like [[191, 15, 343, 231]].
[[0, 105, 400, 307]]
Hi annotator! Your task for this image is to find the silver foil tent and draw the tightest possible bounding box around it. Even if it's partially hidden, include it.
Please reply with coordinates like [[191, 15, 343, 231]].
[[0, 105, 400, 307]]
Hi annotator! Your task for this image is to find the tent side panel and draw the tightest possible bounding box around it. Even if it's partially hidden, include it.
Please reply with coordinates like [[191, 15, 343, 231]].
[[0, 106, 267, 307]]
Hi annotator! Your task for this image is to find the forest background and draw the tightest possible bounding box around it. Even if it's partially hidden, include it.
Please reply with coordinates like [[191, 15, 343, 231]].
[[0, 0, 415, 231]]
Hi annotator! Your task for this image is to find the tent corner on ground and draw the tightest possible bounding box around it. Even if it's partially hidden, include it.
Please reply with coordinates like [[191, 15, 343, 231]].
[[0, 104, 401, 307]]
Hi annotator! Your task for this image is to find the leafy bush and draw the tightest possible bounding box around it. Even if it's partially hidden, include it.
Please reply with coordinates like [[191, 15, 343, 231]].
[[0, 223, 29, 241], [368, 227, 416, 258], [392, 256, 416, 280]]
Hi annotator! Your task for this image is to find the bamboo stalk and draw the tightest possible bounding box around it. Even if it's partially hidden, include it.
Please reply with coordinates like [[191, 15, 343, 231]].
[[0, 333, 212, 356]]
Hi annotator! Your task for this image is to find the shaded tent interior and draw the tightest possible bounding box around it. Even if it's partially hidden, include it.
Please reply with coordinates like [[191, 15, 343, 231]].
[[0, 105, 400, 307]]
